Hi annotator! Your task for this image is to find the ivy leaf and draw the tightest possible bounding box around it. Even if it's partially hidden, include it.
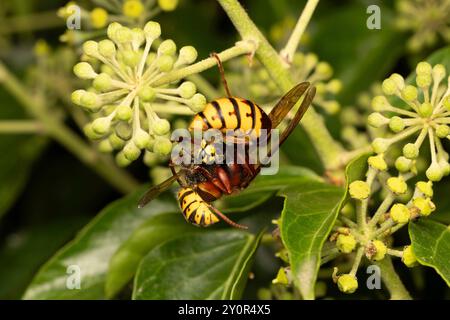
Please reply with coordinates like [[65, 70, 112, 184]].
[[278, 154, 369, 300], [22, 187, 178, 299], [132, 229, 264, 300], [105, 213, 199, 298], [409, 219, 450, 286]]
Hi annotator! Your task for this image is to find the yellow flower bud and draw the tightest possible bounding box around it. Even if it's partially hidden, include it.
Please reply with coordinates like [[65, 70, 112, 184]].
[[123, 0, 144, 18], [349, 180, 370, 200], [387, 176, 407, 195], [272, 268, 289, 285], [366, 240, 387, 261], [336, 234, 357, 253], [90, 8, 109, 29], [390, 203, 410, 224], [402, 245, 418, 267], [416, 181, 433, 197], [368, 154, 387, 171], [158, 0, 179, 11], [413, 197, 436, 216], [337, 274, 358, 294]]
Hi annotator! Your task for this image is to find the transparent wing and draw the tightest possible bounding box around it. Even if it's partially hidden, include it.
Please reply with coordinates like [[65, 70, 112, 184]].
[[137, 175, 178, 208], [268, 81, 310, 128]]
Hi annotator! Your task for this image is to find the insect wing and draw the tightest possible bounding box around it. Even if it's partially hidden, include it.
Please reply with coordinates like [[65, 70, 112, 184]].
[[137, 175, 178, 208], [268, 81, 310, 128]]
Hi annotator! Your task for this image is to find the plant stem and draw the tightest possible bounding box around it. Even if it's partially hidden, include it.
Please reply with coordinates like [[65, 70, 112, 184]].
[[280, 0, 319, 64], [368, 193, 394, 228], [217, 0, 345, 170], [350, 246, 364, 276], [153, 41, 256, 87], [0, 11, 64, 34], [0, 120, 44, 134], [0, 62, 138, 194], [187, 74, 221, 100], [376, 256, 412, 300]]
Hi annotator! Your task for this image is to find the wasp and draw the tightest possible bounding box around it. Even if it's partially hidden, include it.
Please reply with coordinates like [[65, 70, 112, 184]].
[[138, 54, 316, 229]]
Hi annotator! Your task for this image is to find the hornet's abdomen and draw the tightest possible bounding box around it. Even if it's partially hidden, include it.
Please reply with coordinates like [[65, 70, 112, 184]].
[[177, 187, 219, 227], [189, 97, 271, 136]]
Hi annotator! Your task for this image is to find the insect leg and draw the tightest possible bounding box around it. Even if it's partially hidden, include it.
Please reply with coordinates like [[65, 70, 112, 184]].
[[207, 204, 248, 230]]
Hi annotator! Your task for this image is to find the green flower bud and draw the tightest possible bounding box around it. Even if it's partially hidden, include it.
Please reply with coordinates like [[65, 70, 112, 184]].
[[83, 123, 103, 140], [416, 181, 433, 197], [146, 52, 157, 65], [368, 112, 388, 128], [401, 85, 418, 101], [116, 105, 133, 121], [143, 21, 161, 39], [101, 64, 115, 76], [98, 39, 116, 58], [322, 101, 340, 114], [367, 240, 387, 261], [123, 141, 141, 161], [92, 117, 112, 135], [416, 61, 432, 75], [133, 129, 151, 149], [426, 162, 443, 181], [71, 89, 85, 105], [158, 39, 177, 56], [98, 139, 113, 153], [178, 81, 196, 99], [152, 119, 171, 136], [402, 246, 418, 267], [432, 64, 446, 81], [416, 74, 432, 87], [156, 55, 174, 72], [115, 27, 133, 44], [349, 180, 370, 200], [418, 102, 433, 117], [337, 274, 358, 294], [73, 62, 97, 79], [153, 136, 172, 155], [444, 96, 450, 111], [436, 125, 450, 138], [82, 40, 99, 57], [382, 78, 397, 95], [93, 73, 113, 92], [80, 92, 102, 111], [158, 0, 179, 11], [371, 95, 389, 111], [144, 151, 159, 166], [368, 154, 387, 171], [188, 93, 207, 112], [336, 234, 356, 253], [439, 159, 450, 176], [272, 268, 289, 285], [413, 197, 436, 216], [395, 156, 413, 172], [327, 79, 342, 94], [390, 203, 410, 224], [177, 46, 198, 66], [139, 87, 156, 102], [131, 28, 145, 47], [107, 22, 122, 40], [403, 143, 419, 159], [316, 62, 333, 78], [116, 151, 132, 167], [387, 176, 407, 195], [389, 116, 405, 132], [390, 73, 404, 90], [122, 50, 140, 67], [109, 132, 125, 149], [115, 122, 132, 141], [372, 138, 390, 154]]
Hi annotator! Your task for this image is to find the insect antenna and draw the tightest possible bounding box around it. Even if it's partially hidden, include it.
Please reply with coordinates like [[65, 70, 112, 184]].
[[211, 52, 232, 98], [208, 205, 248, 230]]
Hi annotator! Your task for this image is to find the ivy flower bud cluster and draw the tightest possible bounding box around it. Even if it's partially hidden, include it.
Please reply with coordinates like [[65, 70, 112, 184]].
[[369, 62, 450, 182], [71, 21, 206, 167], [58, 0, 178, 45], [229, 52, 342, 115], [395, 0, 450, 52]]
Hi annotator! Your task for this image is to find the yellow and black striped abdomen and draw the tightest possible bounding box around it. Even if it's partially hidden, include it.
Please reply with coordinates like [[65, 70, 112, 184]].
[[189, 97, 271, 136], [177, 187, 219, 227]]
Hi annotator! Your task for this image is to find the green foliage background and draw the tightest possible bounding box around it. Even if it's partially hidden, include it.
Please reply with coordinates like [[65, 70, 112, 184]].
[[0, 0, 449, 300]]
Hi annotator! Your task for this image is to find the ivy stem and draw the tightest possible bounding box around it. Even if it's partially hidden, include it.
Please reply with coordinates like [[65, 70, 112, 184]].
[[0, 120, 45, 134], [350, 246, 364, 276], [153, 40, 257, 87], [0, 62, 139, 194], [0, 11, 64, 34], [376, 256, 412, 300], [280, 0, 320, 64], [368, 193, 395, 228], [217, 0, 345, 171]]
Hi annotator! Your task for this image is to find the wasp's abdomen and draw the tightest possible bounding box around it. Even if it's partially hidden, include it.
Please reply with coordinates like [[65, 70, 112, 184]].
[[189, 97, 271, 135], [177, 187, 220, 227]]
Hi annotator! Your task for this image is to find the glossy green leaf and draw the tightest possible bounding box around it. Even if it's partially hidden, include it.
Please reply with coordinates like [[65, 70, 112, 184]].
[[279, 181, 344, 300], [409, 219, 450, 286], [133, 229, 263, 300], [23, 187, 178, 299], [105, 213, 198, 298]]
